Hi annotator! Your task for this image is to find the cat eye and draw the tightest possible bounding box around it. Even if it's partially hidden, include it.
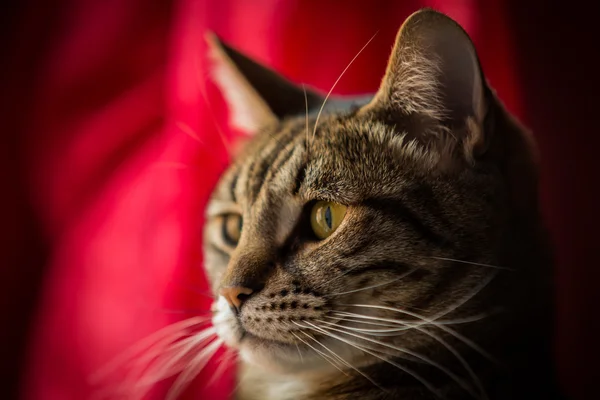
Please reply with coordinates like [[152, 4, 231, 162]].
[[310, 201, 347, 240], [222, 214, 243, 245]]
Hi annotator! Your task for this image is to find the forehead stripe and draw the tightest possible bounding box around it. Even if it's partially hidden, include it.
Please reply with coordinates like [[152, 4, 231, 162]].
[[230, 169, 239, 202], [248, 123, 305, 204]]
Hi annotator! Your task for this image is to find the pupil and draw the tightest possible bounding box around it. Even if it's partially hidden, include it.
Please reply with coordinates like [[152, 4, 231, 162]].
[[324, 206, 332, 229]]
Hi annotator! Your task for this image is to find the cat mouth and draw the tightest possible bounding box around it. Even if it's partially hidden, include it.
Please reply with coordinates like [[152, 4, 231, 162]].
[[214, 307, 301, 350], [212, 302, 362, 372]]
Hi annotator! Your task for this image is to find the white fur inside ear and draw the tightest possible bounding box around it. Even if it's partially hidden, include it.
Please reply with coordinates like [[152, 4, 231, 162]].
[[389, 49, 445, 120], [207, 39, 277, 134]]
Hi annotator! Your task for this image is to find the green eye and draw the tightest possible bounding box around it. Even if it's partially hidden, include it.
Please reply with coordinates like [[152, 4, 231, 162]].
[[222, 214, 243, 245], [310, 201, 347, 240]]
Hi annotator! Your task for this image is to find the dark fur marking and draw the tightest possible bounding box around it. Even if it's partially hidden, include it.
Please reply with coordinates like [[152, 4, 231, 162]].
[[230, 170, 239, 202], [364, 197, 449, 248]]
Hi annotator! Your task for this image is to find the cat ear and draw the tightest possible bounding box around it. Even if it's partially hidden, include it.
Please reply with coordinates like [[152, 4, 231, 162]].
[[205, 32, 325, 134], [364, 9, 488, 157]]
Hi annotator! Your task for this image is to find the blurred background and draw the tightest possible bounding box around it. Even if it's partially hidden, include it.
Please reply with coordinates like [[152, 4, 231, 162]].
[[1, 0, 598, 399]]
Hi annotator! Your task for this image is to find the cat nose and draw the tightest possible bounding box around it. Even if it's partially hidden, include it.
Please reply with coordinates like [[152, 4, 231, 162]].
[[220, 286, 254, 312]]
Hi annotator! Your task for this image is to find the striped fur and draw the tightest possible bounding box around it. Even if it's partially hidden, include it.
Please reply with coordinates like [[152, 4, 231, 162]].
[[202, 9, 562, 400]]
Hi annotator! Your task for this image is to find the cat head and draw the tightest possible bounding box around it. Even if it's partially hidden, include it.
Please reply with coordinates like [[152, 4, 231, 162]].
[[203, 9, 545, 376]]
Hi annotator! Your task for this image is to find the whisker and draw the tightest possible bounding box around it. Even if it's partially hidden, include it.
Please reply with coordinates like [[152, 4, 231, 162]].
[[298, 321, 439, 398], [316, 320, 431, 364], [134, 326, 218, 387], [299, 330, 389, 386], [326, 315, 404, 329], [321, 323, 410, 337], [308, 318, 419, 359], [93, 323, 216, 399], [324, 268, 419, 298], [327, 313, 488, 399], [311, 32, 378, 142], [296, 326, 388, 392], [299, 331, 349, 368], [90, 316, 211, 384], [340, 305, 496, 363], [291, 331, 348, 375], [206, 348, 237, 388], [312, 264, 367, 293], [430, 256, 514, 271], [295, 342, 304, 363], [417, 326, 489, 400], [332, 311, 490, 330], [315, 322, 479, 399], [165, 337, 223, 400], [339, 270, 499, 363]]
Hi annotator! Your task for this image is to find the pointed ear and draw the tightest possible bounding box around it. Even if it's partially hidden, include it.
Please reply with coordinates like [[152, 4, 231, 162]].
[[364, 9, 488, 157], [205, 33, 325, 134]]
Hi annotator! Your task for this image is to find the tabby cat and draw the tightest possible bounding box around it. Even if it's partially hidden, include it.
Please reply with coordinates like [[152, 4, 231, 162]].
[[203, 9, 563, 400]]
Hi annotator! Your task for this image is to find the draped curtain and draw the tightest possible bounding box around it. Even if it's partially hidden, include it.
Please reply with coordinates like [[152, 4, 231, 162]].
[[1, 0, 597, 399]]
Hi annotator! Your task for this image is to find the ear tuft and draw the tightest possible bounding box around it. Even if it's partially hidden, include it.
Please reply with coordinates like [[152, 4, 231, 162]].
[[364, 9, 488, 160], [205, 32, 278, 133], [387, 42, 446, 120], [375, 9, 485, 124]]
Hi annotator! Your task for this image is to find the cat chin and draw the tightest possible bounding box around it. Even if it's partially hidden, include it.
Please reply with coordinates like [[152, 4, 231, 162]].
[[238, 336, 339, 374]]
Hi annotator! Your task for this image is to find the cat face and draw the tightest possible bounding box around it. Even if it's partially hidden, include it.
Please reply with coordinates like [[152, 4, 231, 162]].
[[203, 9, 542, 376]]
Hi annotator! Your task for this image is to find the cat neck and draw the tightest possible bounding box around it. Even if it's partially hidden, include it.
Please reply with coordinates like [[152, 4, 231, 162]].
[[234, 325, 561, 400], [235, 361, 335, 400]]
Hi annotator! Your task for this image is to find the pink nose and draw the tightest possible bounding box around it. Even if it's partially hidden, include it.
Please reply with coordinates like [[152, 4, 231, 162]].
[[220, 286, 254, 311]]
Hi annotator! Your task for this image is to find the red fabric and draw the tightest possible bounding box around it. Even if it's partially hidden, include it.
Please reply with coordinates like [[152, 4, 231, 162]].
[[1, 0, 596, 399]]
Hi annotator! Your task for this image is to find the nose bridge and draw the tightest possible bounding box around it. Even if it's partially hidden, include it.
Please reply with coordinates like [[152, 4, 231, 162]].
[[220, 194, 280, 291], [221, 244, 275, 291]]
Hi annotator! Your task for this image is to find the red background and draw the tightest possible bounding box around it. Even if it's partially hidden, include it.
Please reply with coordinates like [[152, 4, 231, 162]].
[[1, 0, 598, 399]]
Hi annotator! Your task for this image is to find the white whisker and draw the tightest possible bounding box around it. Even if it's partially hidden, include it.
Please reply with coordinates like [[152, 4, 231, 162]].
[[206, 348, 237, 388], [315, 322, 479, 399], [298, 331, 352, 371], [417, 327, 489, 400], [326, 313, 488, 399], [311, 32, 378, 142], [291, 331, 348, 375], [165, 337, 223, 400], [135, 327, 218, 387], [312, 264, 367, 293], [339, 305, 496, 363], [298, 321, 439, 398], [326, 315, 404, 329], [339, 270, 499, 362], [295, 342, 304, 363], [318, 318, 408, 335], [90, 316, 211, 384], [325, 268, 419, 298], [430, 256, 514, 271], [298, 330, 386, 386], [332, 311, 490, 330]]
